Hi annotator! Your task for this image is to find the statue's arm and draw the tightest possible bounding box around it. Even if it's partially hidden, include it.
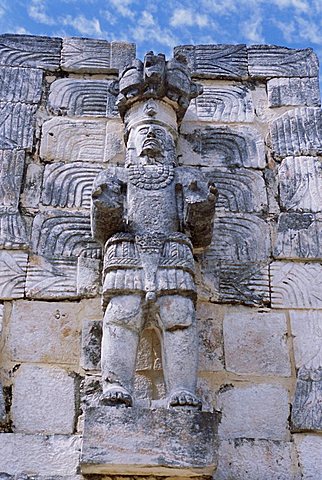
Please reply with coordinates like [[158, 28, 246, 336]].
[[177, 168, 217, 249], [91, 168, 125, 245]]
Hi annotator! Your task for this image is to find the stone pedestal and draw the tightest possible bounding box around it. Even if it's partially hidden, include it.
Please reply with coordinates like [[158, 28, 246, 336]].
[[80, 406, 219, 476]]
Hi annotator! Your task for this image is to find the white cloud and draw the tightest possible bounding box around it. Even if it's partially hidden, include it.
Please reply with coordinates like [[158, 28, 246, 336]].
[[132, 10, 178, 49], [109, 0, 135, 18], [201, 0, 239, 15], [240, 10, 265, 43], [268, 0, 310, 13], [170, 8, 209, 28], [60, 14, 102, 36], [28, 0, 56, 25], [293, 16, 322, 44]]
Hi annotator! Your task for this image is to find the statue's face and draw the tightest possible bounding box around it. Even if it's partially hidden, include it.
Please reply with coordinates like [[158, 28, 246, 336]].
[[132, 124, 169, 159]]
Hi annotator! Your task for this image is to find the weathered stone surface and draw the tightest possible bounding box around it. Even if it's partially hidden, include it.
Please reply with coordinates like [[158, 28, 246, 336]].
[[197, 302, 224, 372], [0, 250, 28, 299], [179, 125, 266, 168], [61, 38, 135, 73], [0, 66, 43, 103], [292, 370, 322, 432], [271, 261, 322, 308], [20, 163, 44, 208], [268, 77, 320, 108], [12, 364, 75, 434], [223, 308, 291, 376], [274, 213, 322, 259], [0, 34, 62, 70], [0, 211, 28, 249], [215, 439, 299, 480], [278, 156, 322, 212], [295, 434, 322, 479], [40, 118, 124, 163], [42, 162, 103, 209], [270, 107, 322, 159], [0, 381, 5, 425], [205, 167, 268, 213], [31, 209, 100, 258], [81, 319, 102, 371], [81, 407, 219, 475], [248, 45, 319, 78], [0, 102, 36, 150], [25, 255, 78, 300], [0, 303, 3, 336], [217, 384, 289, 440], [77, 256, 101, 297], [7, 300, 81, 364], [48, 79, 118, 117], [290, 311, 322, 370], [174, 44, 248, 79], [0, 433, 81, 475], [187, 81, 254, 122], [0, 149, 25, 209]]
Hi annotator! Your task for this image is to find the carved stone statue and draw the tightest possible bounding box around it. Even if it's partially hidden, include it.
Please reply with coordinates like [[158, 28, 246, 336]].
[[91, 52, 217, 409]]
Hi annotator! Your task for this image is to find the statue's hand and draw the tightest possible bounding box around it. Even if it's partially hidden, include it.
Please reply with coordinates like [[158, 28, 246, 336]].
[[207, 184, 218, 202], [92, 176, 123, 208]]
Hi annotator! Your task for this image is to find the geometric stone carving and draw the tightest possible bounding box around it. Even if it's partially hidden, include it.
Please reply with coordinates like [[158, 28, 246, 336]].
[[81, 407, 219, 476], [0, 212, 28, 249], [274, 213, 322, 259], [174, 44, 248, 79], [180, 125, 265, 168], [278, 156, 322, 212], [0, 250, 28, 299], [31, 210, 101, 258], [42, 162, 103, 209], [248, 46, 319, 78], [0, 149, 25, 209], [189, 83, 254, 122], [25, 256, 78, 300], [270, 108, 322, 159], [40, 118, 124, 163], [0, 102, 36, 150], [61, 38, 136, 73], [48, 79, 118, 117], [267, 77, 320, 108], [0, 34, 62, 70], [0, 66, 43, 103], [271, 261, 322, 308]]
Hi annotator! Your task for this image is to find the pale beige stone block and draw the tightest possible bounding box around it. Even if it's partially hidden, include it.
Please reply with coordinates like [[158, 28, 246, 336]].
[[294, 434, 322, 479], [197, 302, 224, 372], [290, 310, 322, 370], [12, 364, 75, 434]]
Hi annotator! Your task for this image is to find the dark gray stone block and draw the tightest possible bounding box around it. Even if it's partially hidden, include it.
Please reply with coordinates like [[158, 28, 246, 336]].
[[291, 367, 322, 432], [268, 77, 321, 108], [0, 102, 36, 150], [81, 406, 219, 476], [81, 319, 102, 371], [174, 44, 248, 79], [248, 45, 319, 78], [0, 66, 43, 104], [0, 34, 61, 70]]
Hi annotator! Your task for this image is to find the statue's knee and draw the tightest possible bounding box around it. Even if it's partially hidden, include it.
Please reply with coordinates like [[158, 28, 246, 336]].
[[104, 295, 143, 332], [158, 295, 195, 331]]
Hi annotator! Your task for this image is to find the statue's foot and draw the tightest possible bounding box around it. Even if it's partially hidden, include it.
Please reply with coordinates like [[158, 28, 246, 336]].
[[101, 385, 133, 407], [168, 389, 202, 410]]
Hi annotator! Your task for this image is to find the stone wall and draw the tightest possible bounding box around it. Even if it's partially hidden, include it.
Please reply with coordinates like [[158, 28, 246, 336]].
[[0, 35, 321, 479]]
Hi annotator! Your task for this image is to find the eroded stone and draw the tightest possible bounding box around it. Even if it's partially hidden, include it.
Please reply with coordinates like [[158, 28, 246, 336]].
[[0, 250, 28, 299], [0, 102, 36, 150], [197, 302, 224, 372], [20, 163, 44, 208], [0, 66, 43, 104], [295, 434, 322, 479], [268, 77, 320, 108]]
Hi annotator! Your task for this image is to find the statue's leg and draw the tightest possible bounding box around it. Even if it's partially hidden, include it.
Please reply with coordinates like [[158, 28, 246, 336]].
[[158, 294, 201, 409], [101, 294, 144, 406]]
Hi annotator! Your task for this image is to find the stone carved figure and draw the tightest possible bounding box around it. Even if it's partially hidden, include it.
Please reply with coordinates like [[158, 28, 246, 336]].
[[91, 52, 217, 409]]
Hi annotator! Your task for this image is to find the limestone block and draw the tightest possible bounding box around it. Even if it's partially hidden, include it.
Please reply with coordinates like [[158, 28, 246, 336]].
[[77, 256, 101, 297], [268, 77, 321, 108], [42, 162, 103, 209], [40, 117, 124, 163], [25, 255, 78, 300], [137, 329, 156, 371], [270, 107, 322, 159], [0, 102, 36, 150], [48, 79, 118, 117], [248, 45, 319, 78], [187, 81, 254, 122], [0, 433, 81, 475], [20, 163, 44, 208], [12, 364, 75, 434], [0, 34, 62, 70], [31, 209, 100, 258], [278, 156, 322, 212], [0, 211, 28, 249], [223, 308, 291, 376], [174, 44, 248, 79], [217, 384, 289, 441], [81, 406, 219, 475], [7, 300, 81, 364], [205, 167, 268, 213], [274, 213, 322, 259], [271, 261, 322, 308], [61, 38, 135, 73], [0, 66, 43, 104], [0, 150, 25, 209], [209, 213, 271, 262], [0, 250, 28, 299], [197, 302, 224, 372], [81, 319, 102, 371], [295, 434, 322, 479], [215, 439, 299, 480], [179, 125, 266, 168]]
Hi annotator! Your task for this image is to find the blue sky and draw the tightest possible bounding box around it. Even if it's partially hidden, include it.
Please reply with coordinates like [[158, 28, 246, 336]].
[[1, 0, 322, 62]]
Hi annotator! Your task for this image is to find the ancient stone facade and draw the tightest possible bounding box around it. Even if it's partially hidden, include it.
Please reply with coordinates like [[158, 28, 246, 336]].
[[0, 34, 321, 479]]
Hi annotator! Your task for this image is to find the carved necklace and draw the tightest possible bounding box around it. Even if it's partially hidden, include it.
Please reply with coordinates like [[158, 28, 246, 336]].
[[128, 164, 174, 190]]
